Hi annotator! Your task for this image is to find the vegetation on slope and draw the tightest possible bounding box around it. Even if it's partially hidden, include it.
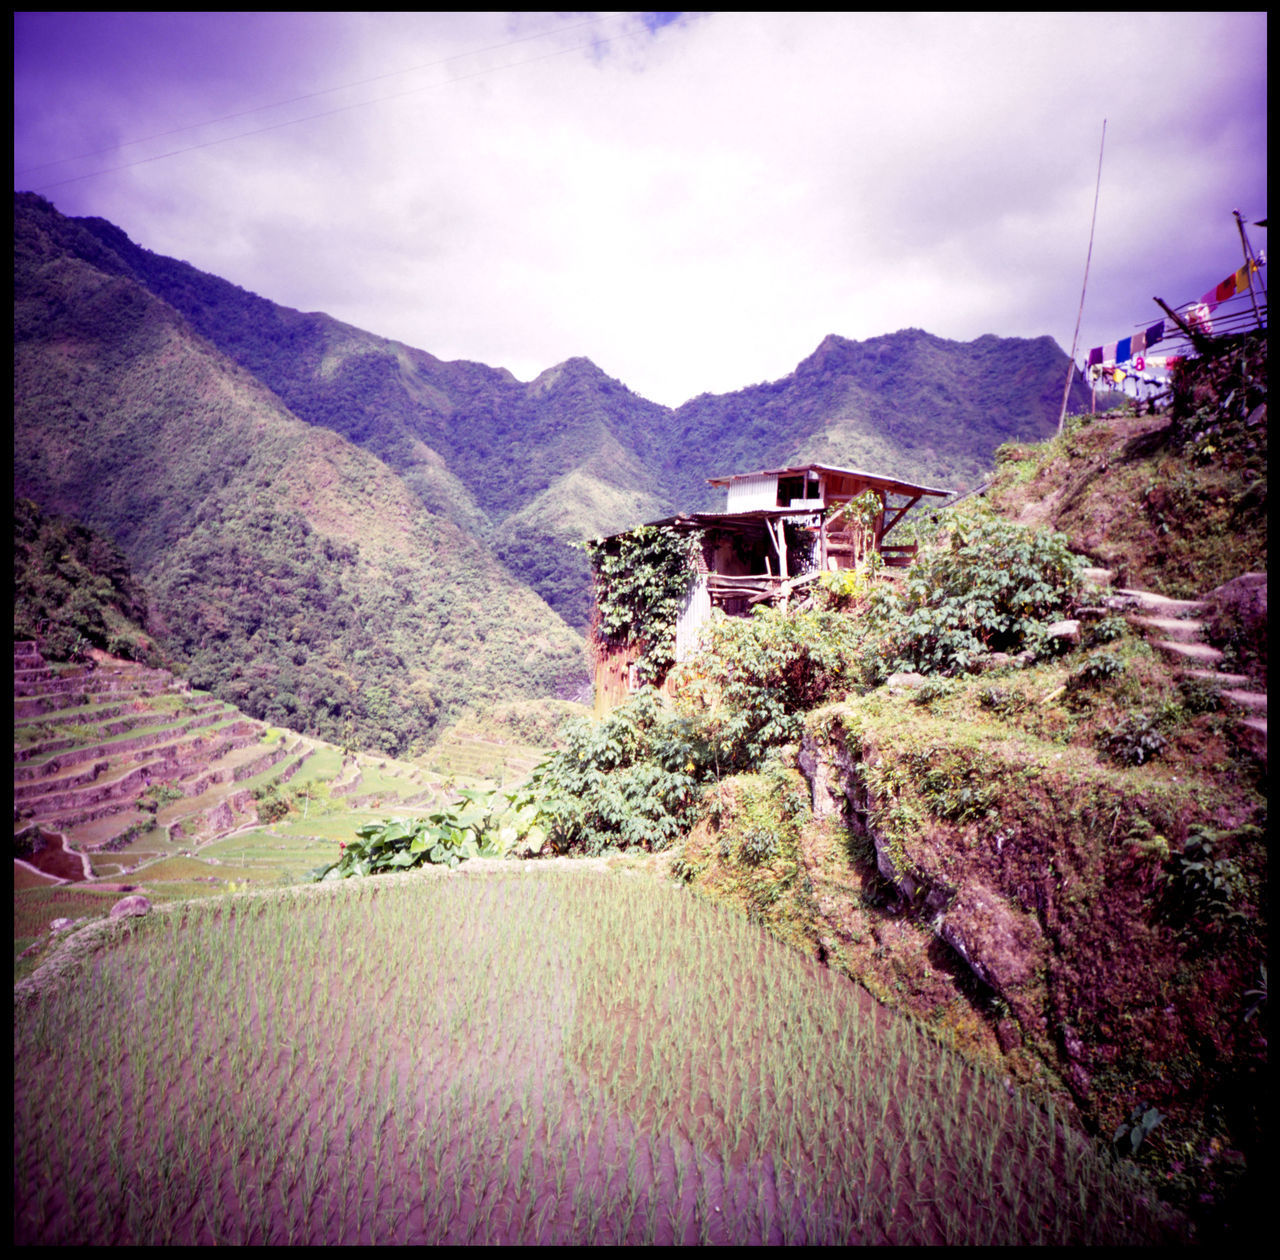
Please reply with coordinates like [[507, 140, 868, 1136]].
[[984, 329, 1267, 598], [13, 499, 160, 665], [14, 193, 587, 755], [45, 194, 1091, 627], [486, 337, 1268, 1234]]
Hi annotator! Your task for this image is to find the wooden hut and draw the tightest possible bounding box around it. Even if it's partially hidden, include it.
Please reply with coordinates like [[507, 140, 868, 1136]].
[[591, 462, 950, 711]]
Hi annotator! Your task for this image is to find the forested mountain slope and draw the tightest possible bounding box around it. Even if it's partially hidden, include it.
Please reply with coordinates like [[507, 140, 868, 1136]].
[[14, 194, 586, 756], [39, 194, 1090, 625], [13, 190, 1093, 732]]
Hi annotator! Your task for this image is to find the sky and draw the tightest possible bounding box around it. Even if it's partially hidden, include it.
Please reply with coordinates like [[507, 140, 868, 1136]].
[[13, 11, 1268, 408]]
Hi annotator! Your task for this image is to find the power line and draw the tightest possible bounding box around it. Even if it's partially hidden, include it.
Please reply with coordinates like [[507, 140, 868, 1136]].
[[22, 15, 636, 192]]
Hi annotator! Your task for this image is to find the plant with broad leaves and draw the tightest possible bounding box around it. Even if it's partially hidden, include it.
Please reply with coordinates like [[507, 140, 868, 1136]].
[[1102, 712, 1167, 766], [1112, 1103, 1165, 1159], [306, 784, 561, 881], [526, 688, 706, 856], [863, 509, 1083, 678], [671, 605, 864, 763]]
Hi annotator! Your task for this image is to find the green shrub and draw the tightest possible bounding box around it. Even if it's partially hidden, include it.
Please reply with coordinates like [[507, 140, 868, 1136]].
[[1102, 712, 1167, 766], [1085, 615, 1127, 647], [1161, 827, 1249, 931], [864, 510, 1083, 677], [672, 607, 864, 764], [528, 689, 705, 856], [1177, 675, 1222, 714], [1068, 651, 1125, 691], [739, 825, 780, 865]]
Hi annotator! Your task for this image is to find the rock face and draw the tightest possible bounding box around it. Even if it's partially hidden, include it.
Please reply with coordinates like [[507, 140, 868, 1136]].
[[1203, 571, 1267, 686], [109, 894, 151, 919], [792, 693, 1265, 1144]]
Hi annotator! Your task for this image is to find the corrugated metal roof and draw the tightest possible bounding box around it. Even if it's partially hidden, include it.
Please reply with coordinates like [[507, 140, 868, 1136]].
[[706, 462, 950, 498]]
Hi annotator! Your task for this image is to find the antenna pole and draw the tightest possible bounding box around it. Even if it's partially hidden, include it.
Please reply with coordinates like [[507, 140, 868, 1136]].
[[1058, 119, 1106, 433]]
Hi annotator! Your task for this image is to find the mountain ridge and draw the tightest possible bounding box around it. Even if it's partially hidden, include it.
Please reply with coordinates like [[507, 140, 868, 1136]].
[[14, 193, 588, 755], [14, 189, 1093, 733]]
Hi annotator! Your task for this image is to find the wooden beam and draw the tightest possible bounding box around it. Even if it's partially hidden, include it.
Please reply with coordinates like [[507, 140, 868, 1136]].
[[764, 516, 787, 576], [1154, 295, 1215, 356], [881, 495, 922, 537]]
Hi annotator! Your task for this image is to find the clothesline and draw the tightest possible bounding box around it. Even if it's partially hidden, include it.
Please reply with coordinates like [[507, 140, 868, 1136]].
[[1087, 255, 1265, 368]]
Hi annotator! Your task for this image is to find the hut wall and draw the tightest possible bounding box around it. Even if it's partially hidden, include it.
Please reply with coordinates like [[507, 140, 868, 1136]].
[[674, 573, 711, 663], [725, 473, 778, 511]]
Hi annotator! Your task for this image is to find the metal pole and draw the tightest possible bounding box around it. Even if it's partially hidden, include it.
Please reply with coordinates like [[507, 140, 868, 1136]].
[[1058, 119, 1107, 433], [1233, 209, 1264, 328]]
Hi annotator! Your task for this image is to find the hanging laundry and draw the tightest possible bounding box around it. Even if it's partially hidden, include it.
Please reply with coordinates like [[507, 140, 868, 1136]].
[[1115, 336, 1132, 364], [1103, 342, 1118, 364], [1185, 303, 1214, 335], [1088, 346, 1103, 367], [1145, 320, 1165, 348]]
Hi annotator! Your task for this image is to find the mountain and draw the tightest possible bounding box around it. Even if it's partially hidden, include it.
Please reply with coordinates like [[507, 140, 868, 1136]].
[[665, 329, 1089, 508], [14, 193, 587, 756], [13, 191, 1094, 745], [60, 199, 1091, 616]]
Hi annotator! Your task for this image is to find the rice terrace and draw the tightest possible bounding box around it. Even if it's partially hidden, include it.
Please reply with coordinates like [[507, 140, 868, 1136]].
[[11, 93, 1266, 1247], [14, 863, 1178, 1246]]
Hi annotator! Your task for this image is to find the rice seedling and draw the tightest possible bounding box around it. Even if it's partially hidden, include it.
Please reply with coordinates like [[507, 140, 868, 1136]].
[[14, 867, 1183, 1245]]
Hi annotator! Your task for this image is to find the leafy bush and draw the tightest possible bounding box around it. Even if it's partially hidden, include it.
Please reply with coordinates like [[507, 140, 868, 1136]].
[[1176, 675, 1222, 715], [977, 684, 1028, 714], [901, 746, 999, 824], [1161, 827, 1248, 931], [864, 511, 1083, 677], [671, 607, 864, 765], [307, 785, 554, 880], [815, 550, 884, 610], [1102, 712, 1167, 766], [1085, 615, 1127, 647], [738, 825, 780, 865], [1112, 1104, 1166, 1160], [581, 525, 702, 684], [253, 784, 293, 825], [1068, 651, 1125, 691], [528, 689, 706, 856]]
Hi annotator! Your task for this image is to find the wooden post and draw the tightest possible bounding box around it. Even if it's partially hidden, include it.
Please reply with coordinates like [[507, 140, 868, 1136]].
[[1233, 209, 1264, 328], [1058, 119, 1107, 433]]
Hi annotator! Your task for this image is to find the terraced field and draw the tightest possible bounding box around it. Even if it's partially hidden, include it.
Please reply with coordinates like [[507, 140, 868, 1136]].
[[12, 641, 552, 973]]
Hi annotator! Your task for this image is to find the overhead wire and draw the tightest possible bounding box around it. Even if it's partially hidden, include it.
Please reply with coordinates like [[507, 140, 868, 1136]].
[[21, 13, 640, 193], [15, 13, 619, 178]]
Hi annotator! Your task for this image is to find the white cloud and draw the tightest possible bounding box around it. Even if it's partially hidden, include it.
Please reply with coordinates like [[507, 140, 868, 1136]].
[[15, 11, 1267, 406]]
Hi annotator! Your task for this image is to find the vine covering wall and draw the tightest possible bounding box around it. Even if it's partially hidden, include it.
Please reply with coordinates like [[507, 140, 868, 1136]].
[[580, 525, 702, 683]]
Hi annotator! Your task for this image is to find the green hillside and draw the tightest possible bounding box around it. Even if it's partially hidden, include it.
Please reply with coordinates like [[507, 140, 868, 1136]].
[[665, 329, 1091, 508], [59, 196, 1090, 624], [13, 190, 1096, 732], [14, 194, 587, 756], [12, 498, 158, 666]]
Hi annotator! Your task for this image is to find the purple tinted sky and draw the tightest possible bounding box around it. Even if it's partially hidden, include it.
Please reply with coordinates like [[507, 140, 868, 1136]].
[[13, 11, 1268, 407]]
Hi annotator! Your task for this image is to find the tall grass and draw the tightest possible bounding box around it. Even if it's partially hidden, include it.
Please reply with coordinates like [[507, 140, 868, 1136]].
[[13, 869, 1179, 1244]]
